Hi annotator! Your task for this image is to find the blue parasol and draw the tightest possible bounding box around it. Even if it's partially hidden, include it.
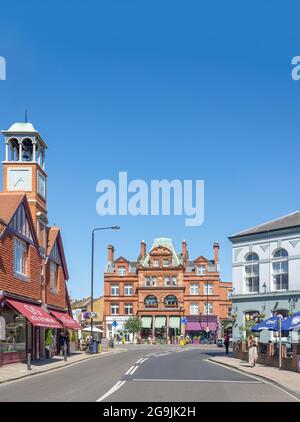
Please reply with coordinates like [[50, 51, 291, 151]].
[[280, 312, 300, 331], [251, 316, 280, 332]]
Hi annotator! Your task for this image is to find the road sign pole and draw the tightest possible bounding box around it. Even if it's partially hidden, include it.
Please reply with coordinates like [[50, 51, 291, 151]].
[[279, 317, 282, 370]]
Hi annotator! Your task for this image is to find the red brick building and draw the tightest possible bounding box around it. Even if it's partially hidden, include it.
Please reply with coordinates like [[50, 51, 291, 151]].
[[0, 122, 78, 366], [104, 238, 232, 342]]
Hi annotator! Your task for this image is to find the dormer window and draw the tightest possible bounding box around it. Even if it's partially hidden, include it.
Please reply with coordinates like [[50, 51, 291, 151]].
[[197, 265, 205, 275], [163, 259, 169, 267], [118, 266, 125, 276], [153, 259, 159, 268]]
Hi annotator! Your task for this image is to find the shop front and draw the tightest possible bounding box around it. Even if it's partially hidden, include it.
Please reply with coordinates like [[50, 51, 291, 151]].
[[186, 316, 219, 343], [0, 297, 62, 366]]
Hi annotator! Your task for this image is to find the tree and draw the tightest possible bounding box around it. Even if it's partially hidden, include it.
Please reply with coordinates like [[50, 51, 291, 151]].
[[238, 320, 257, 339], [124, 316, 142, 342]]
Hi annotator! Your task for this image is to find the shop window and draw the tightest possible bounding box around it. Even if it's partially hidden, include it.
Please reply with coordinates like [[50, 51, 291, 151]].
[[1, 308, 26, 360]]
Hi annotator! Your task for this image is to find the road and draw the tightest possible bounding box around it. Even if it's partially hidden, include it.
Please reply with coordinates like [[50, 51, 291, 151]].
[[0, 345, 298, 402]]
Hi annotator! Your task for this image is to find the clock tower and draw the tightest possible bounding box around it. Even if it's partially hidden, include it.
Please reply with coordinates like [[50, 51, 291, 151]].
[[1, 122, 48, 250]]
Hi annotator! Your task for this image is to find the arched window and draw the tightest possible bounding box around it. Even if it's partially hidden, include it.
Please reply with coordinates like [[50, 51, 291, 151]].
[[273, 248, 288, 258], [22, 138, 33, 161], [144, 295, 158, 308], [8, 138, 19, 161], [244, 253, 259, 293], [245, 252, 259, 262], [273, 249, 288, 291], [164, 295, 178, 307]]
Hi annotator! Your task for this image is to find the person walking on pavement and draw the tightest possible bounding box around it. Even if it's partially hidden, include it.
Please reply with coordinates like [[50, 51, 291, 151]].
[[59, 332, 66, 356], [248, 335, 258, 367], [65, 332, 70, 355], [224, 332, 230, 355]]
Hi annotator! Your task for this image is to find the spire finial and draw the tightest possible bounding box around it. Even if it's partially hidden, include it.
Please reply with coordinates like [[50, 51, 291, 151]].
[[25, 109, 28, 123]]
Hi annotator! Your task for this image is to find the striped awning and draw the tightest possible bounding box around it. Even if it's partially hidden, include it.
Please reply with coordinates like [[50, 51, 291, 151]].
[[141, 316, 152, 329], [169, 316, 180, 329], [155, 316, 166, 328]]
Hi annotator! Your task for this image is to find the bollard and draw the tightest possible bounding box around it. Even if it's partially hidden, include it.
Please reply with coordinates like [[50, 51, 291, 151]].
[[64, 344, 67, 361], [27, 353, 32, 370]]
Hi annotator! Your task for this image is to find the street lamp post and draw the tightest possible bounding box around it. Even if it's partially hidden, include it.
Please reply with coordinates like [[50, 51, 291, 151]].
[[206, 281, 209, 342], [90, 226, 120, 350]]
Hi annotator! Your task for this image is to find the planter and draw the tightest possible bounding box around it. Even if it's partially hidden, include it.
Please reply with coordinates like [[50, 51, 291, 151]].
[[69, 342, 76, 353]]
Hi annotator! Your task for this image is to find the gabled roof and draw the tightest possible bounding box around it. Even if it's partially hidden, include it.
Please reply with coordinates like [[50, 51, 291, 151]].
[[114, 256, 129, 263], [0, 193, 24, 228], [47, 226, 69, 280], [141, 238, 182, 267], [193, 255, 210, 263], [0, 193, 40, 250], [229, 211, 300, 240]]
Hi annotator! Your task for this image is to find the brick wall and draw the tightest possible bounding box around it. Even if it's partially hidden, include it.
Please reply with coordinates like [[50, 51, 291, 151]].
[[45, 261, 67, 309], [0, 230, 41, 301]]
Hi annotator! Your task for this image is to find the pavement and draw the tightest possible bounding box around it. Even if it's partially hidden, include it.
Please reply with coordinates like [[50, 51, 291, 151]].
[[0, 344, 299, 402], [208, 354, 300, 396], [0, 348, 124, 384]]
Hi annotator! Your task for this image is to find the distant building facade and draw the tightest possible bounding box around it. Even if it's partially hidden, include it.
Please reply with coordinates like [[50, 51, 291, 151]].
[[104, 238, 232, 342], [229, 211, 300, 342], [71, 296, 104, 334]]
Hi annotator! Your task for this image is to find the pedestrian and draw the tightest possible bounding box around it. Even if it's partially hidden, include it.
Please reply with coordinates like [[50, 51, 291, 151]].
[[58, 332, 66, 356], [65, 332, 70, 355], [224, 332, 230, 355], [248, 335, 258, 367]]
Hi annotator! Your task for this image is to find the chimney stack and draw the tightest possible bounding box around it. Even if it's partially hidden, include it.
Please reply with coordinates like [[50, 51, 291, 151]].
[[182, 240, 188, 260], [213, 241, 219, 266], [107, 244, 115, 263], [140, 240, 146, 257]]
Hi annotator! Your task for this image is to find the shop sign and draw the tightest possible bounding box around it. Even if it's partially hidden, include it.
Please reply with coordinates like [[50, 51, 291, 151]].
[[0, 316, 5, 340]]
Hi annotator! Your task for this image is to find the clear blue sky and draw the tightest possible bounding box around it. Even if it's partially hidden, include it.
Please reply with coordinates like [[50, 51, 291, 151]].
[[1, 1, 300, 299]]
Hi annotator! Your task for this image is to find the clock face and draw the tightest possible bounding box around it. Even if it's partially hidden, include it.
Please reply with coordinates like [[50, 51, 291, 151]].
[[8, 168, 32, 191], [37, 171, 46, 198]]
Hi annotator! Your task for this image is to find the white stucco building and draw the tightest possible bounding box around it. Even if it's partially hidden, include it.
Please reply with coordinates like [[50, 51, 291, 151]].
[[229, 211, 300, 342]]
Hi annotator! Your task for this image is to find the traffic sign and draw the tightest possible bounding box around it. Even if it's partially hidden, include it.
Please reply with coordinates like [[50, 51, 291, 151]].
[[181, 317, 187, 325], [112, 320, 118, 328]]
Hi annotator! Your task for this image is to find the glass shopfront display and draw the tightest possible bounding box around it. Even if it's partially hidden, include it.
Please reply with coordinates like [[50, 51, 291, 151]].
[[0, 307, 27, 365]]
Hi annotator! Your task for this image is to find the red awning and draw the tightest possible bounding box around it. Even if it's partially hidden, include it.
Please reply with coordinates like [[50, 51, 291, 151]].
[[6, 299, 62, 329], [50, 310, 81, 330]]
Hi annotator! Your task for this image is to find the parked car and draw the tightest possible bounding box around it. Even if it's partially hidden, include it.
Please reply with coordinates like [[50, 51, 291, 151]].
[[217, 337, 233, 347], [217, 338, 223, 347]]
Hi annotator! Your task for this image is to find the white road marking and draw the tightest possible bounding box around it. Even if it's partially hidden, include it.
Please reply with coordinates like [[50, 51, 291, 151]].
[[96, 380, 126, 402], [206, 358, 300, 402], [132, 378, 262, 384], [136, 358, 143, 364], [154, 353, 170, 357], [140, 358, 148, 363], [125, 366, 135, 375], [129, 366, 139, 375]]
